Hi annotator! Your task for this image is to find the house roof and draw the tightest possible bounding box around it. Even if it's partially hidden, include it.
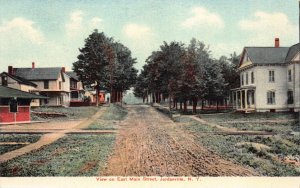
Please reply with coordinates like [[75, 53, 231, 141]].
[[14, 67, 63, 80], [0, 85, 48, 99], [244, 47, 289, 65], [0, 72, 37, 87], [66, 71, 79, 81], [239, 43, 300, 69], [285, 43, 300, 63]]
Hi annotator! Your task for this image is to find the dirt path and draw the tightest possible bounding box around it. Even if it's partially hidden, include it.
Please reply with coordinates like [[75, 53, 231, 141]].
[[102, 105, 257, 176], [0, 107, 107, 163]]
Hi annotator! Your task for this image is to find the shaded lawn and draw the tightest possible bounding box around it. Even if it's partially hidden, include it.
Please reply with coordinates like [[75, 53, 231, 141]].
[[0, 134, 41, 155], [0, 134, 115, 176]]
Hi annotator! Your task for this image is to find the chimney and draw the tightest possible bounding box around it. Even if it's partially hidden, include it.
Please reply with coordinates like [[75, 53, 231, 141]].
[[275, 38, 280, 48], [62, 67, 65, 73], [32, 62, 35, 69], [8, 66, 13, 75]]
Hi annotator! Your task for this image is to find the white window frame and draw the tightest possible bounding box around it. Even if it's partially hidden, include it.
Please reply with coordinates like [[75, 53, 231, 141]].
[[251, 71, 254, 84], [267, 91, 275, 105], [268, 70, 275, 82], [288, 69, 292, 82], [241, 74, 244, 86]]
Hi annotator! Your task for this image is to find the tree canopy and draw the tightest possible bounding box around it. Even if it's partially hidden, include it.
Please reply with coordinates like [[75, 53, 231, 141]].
[[134, 38, 239, 113], [73, 30, 138, 105]]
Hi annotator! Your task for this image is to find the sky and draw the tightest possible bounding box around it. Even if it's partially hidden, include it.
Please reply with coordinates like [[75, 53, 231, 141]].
[[0, 0, 299, 72]]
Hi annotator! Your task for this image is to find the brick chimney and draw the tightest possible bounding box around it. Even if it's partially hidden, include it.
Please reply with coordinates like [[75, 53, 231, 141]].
[[32, 62, 35, 69], [62, 67, 65, 73], [275, 38, 280, 48], [8, 66, 13, 75]]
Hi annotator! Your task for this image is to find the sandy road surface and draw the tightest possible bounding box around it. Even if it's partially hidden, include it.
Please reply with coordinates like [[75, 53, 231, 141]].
[[102, 105, 257, 176]]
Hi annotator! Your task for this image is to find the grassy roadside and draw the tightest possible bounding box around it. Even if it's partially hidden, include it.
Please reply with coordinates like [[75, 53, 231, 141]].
[[0, 134, 115, 176], [175, 116, 300, 176], [85, 104, 128, 130], [0, 134, 41, 155], [31, 106, 99, 121]]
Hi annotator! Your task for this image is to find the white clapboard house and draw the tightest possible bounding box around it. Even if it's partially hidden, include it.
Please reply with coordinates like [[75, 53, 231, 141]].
[[232, 38, 300, 112]]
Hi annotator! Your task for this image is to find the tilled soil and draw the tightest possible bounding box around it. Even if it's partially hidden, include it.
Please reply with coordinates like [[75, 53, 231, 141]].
[[102, 105, 258, 176]]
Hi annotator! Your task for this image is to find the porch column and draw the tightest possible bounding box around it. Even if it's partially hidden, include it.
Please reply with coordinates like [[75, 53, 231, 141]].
[[240, 90, 243, 109], [245, 89, 248, 109]]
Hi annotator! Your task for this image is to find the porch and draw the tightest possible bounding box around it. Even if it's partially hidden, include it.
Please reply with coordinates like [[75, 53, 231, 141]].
[[231, 86, 256, 113]]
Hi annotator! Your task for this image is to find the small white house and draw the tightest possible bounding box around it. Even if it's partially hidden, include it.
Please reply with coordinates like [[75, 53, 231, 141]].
[[232, 39, 300, 112]]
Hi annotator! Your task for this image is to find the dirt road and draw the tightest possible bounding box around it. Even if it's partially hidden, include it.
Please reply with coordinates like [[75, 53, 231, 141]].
[[102, 105, 257, 176]]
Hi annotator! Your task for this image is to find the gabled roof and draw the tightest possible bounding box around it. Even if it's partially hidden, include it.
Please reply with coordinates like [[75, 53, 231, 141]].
[[239, 43, 300, 69], [243, 47, 289, 65], [0, 72, 37, 87], [66, 71, 79, 81], [285, 43, 300, 63], [0, 85, 47, 99], [14, 67, 63, 81]]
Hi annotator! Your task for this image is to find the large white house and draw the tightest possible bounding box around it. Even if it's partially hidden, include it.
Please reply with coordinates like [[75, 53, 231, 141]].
[[232, 39, 300, 112]]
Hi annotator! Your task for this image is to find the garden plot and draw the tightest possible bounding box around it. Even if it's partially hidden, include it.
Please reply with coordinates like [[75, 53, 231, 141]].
[[178, 116, 300, 176], [0, 134, 115, 176], [31, 106, 99, 121], [0, 134, 41, 155]]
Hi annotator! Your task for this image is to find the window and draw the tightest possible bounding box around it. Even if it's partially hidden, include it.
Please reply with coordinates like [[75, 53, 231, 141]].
[[287, 90, 294, 104], [288, 69, 292, 82], [1, 76, 7, 86], [246, 72, 248, 85], [269, 70, 275, 82], [44, 80, 49, 89], [251, 72, 254, 84], [241, 74, 244, 86], [59, 81, 62, 90], [267, 91, 275, 104]]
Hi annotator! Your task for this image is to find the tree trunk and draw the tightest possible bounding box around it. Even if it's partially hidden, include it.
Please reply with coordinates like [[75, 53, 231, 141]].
[[183, 100, 187, 113], [173, 98, 176, 108], [201, 100, 204, 110], [96, 88, 99, 106], [169, 95, 172, 110], [217, 100, 219, 112], [193, 98, 197, 114], [152, 92, 155, 103], [175, 100, 178, 110], [180, 102, 182, 110]]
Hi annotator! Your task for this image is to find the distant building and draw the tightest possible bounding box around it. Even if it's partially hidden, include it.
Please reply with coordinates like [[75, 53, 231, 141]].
[[232, 39, 300, 112]]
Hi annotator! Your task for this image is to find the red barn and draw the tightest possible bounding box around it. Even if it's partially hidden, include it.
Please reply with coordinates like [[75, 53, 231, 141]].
[[0, 85, 47, 123]]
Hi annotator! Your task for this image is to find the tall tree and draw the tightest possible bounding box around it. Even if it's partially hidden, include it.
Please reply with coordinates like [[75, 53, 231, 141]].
[[73, 30, 137, 105]]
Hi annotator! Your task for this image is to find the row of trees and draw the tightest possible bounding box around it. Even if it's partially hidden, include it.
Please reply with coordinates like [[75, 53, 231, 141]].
[[73, 30, 138, 106], [134, 38, 240, 113]]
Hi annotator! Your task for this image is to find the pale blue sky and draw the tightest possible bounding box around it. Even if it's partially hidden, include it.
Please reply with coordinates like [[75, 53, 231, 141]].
[[0, 0, 299, 71]]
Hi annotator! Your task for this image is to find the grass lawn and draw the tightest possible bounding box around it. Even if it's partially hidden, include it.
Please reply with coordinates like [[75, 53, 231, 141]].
[[31, 106, 99, 121], [0, 134, 41, 155], [177, 116, 300, 176], [0, 134, 115, 176]]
